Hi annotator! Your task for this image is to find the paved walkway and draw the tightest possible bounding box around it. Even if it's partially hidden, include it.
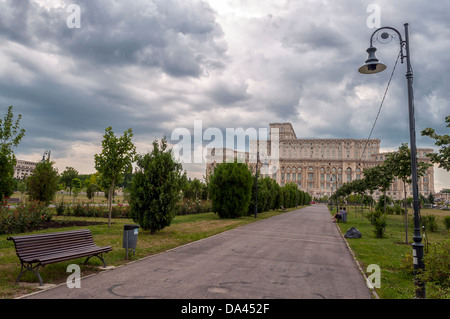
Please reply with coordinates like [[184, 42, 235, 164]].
[[21, 204, 373, 299]]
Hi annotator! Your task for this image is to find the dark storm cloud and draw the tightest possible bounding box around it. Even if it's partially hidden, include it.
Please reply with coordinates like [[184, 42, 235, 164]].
[[0, 0, 448, 186], [0, 0, 229, 162], [0, 0, 226, 77]]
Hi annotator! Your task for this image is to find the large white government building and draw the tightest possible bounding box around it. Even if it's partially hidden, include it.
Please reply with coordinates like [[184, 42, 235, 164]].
[[13, 159, 38, 179], [206, 123, 434, 201]]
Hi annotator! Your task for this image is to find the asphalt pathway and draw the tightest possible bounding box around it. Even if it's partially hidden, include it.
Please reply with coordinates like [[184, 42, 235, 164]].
[[21, 204, 373, 299]]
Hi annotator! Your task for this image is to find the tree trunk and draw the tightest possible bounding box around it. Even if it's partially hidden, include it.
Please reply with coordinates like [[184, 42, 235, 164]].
[[360, 195, 364, 220], [108, 179, 115, 228]]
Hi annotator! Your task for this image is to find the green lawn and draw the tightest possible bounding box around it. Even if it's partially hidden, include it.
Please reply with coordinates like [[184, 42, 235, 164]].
[[0, 207, 295, 299], [330, 205, 449, 299]]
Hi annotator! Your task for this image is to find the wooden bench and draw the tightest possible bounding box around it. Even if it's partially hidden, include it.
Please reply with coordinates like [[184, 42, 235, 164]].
[[7, 229, 112, 286], [7, 198, 20, 204]]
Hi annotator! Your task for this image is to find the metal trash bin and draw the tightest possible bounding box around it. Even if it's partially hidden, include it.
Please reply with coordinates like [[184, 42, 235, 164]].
[[123, 224, 139, 259]]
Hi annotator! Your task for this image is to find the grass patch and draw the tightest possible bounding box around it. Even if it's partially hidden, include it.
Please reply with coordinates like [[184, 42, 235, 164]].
[[0, 208, 296, 299], [330, 206, 449, 299]]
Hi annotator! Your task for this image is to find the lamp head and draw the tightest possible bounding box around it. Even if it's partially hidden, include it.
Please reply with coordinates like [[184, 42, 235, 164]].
[[358, 46, 387, 74]]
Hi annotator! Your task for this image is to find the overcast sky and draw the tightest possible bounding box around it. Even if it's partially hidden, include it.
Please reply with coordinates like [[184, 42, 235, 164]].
[[1, 0, 449, 191]]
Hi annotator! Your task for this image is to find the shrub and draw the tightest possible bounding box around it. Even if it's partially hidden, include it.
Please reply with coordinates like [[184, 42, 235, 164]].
[[422, 215, 438, 232], [417, 241, 450, 299], [177, 199, 212, 215], [111, 204, 131, 218], [0, 201, 53, 235], [385, 206, 394, 215], [26, 161, 59, 205], [209, 161, 253, 219], [399, 251, 414, 275], [394, 204, 404, 215], [56, 202, 130, 219], [368, 208, 387, 238], [54, 201, 65, 216], [443, 216, 450, 230], [129, 139, 184, 233]]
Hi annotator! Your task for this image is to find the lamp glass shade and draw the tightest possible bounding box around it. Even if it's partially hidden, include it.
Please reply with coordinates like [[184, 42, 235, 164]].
[[358, 62, 387, 74], [358, 46, 387, 74]]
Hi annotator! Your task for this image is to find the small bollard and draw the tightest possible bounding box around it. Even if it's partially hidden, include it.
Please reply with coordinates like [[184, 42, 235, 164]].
[[123, 224, 139, 260]]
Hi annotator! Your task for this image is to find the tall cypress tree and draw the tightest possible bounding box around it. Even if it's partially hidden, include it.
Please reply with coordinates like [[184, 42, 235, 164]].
[[209, 161, 253, 218], [129, 138, 184, 234]]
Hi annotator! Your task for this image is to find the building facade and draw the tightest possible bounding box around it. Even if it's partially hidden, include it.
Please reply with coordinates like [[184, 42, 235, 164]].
[[13, 159, 38, 179], [206, 123, 435, 201], [434, 190, 450, 204]]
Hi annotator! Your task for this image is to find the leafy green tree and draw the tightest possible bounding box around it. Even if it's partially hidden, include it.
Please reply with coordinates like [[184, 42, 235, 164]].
[[60, 167, 79, 195], [0, 106, 25, 202], [95, 127, 136, 227], [341, 179, 367, 218], [265, 177, 281, 210], [71, 178, 82, 203], [363, 164, 394, 213], [129, 138, 184, 234], [86, 183, 99, 200], [271, 180, 283, 209], [385, 143, 432, 243], [26, 161, 59, 205], [421, 115, 450, 171], [428, 192, 434, 205], [248, 176, 272, 215], [184, 178, 204, 200], [209, 161, 253, 218], [17, 180, 27, 201]]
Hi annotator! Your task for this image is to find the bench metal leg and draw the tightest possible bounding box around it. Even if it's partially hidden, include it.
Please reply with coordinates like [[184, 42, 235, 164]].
[[16, 262, 44, 286], [84, 254, 107, 268]]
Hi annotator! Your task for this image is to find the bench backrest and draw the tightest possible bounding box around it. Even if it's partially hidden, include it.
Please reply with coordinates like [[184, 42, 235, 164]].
[[7, 229, 97, 261]]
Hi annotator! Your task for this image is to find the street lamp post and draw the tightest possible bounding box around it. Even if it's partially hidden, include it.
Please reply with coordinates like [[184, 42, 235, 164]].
[[254, 152, 259, 219], [358, 23, 425, 298]]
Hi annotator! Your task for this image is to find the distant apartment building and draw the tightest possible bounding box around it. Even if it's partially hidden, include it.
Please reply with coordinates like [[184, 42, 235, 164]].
[[206, 122, 435, 201], [434, 190, 450, 203], [13, 159, 38, 179]]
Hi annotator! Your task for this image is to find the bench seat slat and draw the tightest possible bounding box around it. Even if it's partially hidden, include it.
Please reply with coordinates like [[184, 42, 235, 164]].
[[11, 234, 93, 244], [23, 246, 112, 265], [18, 243, 100, 259], [8, 229, 92, 240], [10, 234, 94, 246], [14, 239, 98, 254]]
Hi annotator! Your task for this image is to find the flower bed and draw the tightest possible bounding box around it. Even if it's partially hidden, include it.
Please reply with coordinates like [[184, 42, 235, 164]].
[[0, 200, 53, 235], [176, 199, 212, 215], [55, 202, 130, 219]]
